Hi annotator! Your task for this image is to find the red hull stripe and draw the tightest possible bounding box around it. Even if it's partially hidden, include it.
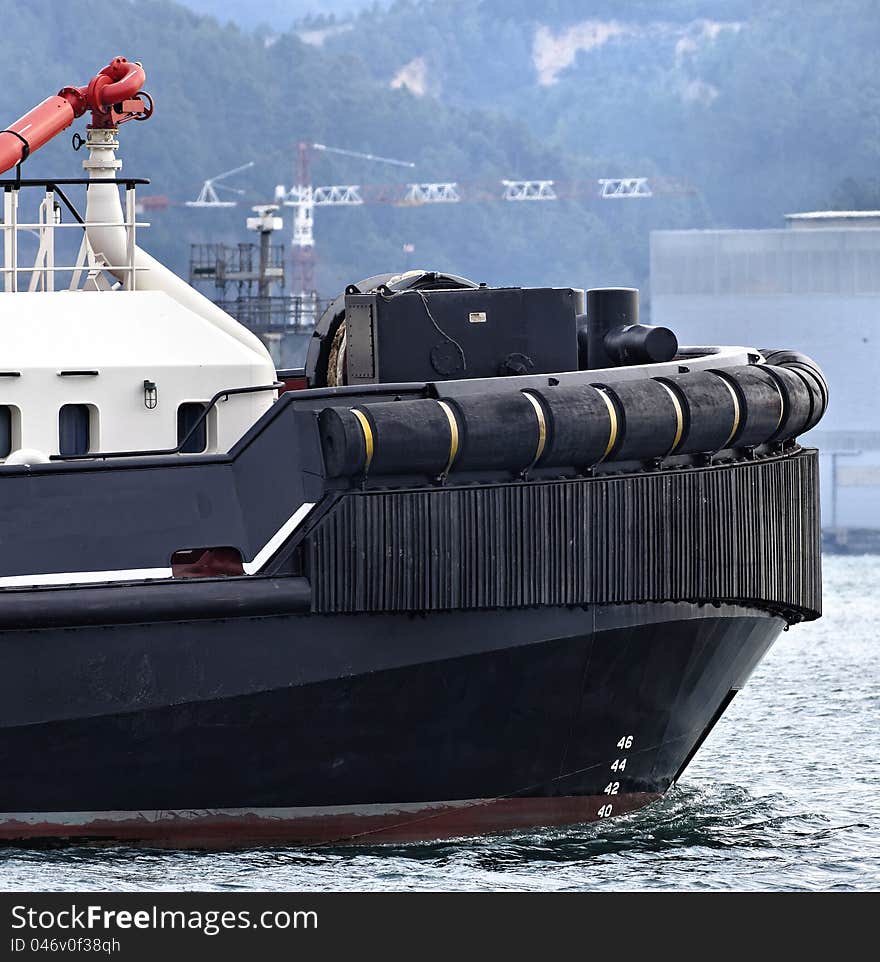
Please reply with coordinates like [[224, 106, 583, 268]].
[[0, 794, 661, 848]]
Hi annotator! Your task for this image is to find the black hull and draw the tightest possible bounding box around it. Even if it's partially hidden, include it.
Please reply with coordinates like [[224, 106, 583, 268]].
[[0, 601, 780, 846]]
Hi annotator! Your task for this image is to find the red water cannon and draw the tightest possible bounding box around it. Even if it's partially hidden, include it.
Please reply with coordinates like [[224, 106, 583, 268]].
[[0, 57, 152, 175]]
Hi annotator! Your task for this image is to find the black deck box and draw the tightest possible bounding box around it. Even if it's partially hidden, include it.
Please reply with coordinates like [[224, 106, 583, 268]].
[[344, 286, 579, 384]]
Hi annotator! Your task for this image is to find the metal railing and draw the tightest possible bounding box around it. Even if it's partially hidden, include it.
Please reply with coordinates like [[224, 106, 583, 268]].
[[214, 295, 328, 332], [0, 177, 149, 293], [190, 242, 286, 289]]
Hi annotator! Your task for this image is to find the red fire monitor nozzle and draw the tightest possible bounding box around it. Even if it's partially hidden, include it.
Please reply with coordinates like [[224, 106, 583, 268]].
[[0, 57, 150, 176]]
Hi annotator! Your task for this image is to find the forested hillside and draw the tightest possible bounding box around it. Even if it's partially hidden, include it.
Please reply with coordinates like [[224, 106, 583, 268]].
[[0, 0, 876, 309], [183, 0, 370, 29], [323, 0, 880, 229]]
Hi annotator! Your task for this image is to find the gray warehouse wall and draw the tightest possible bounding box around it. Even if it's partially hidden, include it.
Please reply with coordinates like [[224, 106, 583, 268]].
[[651, 229, 880, 532]]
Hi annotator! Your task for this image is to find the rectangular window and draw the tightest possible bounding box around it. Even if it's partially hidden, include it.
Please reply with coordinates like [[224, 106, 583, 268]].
[[59, 404, 91, 456], [0, 406, 12, 458], [177, 402, 208, 453]]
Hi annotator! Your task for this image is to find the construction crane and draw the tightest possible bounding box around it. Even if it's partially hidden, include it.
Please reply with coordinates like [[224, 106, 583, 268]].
[[187, 163, 697, 341], [184, 140, 696, 326], [273, 142, 416, 322], [186, 161, 256, 208]]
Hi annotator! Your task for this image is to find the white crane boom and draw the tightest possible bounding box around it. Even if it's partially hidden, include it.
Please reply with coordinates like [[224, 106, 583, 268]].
[[599, 177, 653, 198], [311, 143, 415, 168], [402, 183, 461, 205], [186, 161, 256, 208], [502, 180, 557, 202]]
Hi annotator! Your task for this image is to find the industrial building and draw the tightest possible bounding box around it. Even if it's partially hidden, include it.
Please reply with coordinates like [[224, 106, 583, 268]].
[[651, 213, 880, 546]]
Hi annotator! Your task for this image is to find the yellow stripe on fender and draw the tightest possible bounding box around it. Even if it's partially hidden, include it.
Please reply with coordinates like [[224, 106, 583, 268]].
[[436, 400, 460, 475], [521, 391, 547, 468], [596, 389, 619, 461], [350, 408, 374, 472], [656, 380, 685, 454], [714, 375, 741, 447]]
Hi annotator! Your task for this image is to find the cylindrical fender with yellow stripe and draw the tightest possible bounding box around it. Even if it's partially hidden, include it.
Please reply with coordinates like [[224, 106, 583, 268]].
[[652, 371, 738, 456], [438, 392, 544, 473], [592, 379, 682, 462], [317, 354, 828, 479], [525, 383, 615, 468], [710, 366, 784, 448], [319, 399, 459, 478]]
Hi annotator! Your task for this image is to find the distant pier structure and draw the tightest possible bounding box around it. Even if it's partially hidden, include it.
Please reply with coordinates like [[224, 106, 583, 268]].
[[651, 212, 880, 550], [189, 206, 323, 369]]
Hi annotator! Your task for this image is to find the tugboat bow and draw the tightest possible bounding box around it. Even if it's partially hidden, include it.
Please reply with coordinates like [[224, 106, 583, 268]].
[[0, 60, 827, 846]]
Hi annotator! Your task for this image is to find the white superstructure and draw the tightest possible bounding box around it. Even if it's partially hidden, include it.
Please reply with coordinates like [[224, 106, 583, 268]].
[[0, 128, 277, 462], [0, 290, 274, 457]]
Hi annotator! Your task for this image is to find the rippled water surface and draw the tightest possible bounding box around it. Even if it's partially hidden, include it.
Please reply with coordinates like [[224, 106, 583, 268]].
[[2, 555, 878, 891]]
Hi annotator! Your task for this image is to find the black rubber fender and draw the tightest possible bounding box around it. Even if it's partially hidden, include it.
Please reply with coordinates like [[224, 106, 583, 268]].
[[318, 408, 369, 477], [793, 365, 828, 432], [711, 366, 784, 448], [652, 371, 738, 455], [759, 364, 814, 442], [527, 383, 615, 467], [595, 379, 681, 461], [761, 350, 828, 431], [318, 352, 829, 477], [360, 399, 456, 476], [442, 391, 542, 472]]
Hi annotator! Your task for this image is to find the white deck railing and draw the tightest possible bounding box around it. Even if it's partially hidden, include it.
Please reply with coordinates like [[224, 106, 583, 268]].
[[0, 179, 149, 293]]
